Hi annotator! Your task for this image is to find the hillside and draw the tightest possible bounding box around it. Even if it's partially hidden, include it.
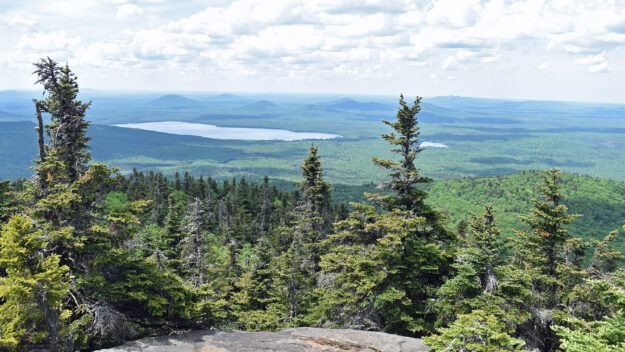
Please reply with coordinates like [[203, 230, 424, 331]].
[[150, 94, 201, 108], [274, 170, 625, 248], [320, 98, 392, 111], [427, 171, 625, 244]]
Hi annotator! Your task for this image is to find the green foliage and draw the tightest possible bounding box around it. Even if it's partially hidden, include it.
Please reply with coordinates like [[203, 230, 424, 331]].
[[556, 314, 625, 352], [434, 206, 530, 327], [301, 145, 331, 217], [0, 180, 16, 223], [425, 310, 526, 351], [315, 94, 455, 335], [34, 58, 91, 185], [426, 170, 625, 253], [315, 203, 450, 334], [555, 268, 625, 351], [78, 249, 196, 331], [0, 215, 71, 350], [370, 94, 431, 213]]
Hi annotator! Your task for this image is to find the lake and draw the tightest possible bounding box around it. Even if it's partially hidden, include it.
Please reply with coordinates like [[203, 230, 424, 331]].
[[114, 121, 342, 141]]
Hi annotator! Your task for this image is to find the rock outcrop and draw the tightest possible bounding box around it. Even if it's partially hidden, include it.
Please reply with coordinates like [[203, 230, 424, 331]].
[[97, 327, 430, 352]]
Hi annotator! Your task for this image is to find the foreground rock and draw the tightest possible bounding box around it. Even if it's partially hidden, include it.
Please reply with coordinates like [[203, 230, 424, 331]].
[[97, 327, 429, 352]]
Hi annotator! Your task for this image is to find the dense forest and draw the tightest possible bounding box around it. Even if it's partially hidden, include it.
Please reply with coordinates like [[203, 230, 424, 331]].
[[0, 59, 624, 352]]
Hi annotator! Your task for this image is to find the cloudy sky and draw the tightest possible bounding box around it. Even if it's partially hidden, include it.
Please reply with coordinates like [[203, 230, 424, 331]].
[[1, 0, 624, 102]]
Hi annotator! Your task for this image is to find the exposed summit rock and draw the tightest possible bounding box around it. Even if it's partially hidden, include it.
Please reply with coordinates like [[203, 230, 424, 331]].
[[96, 327, 429, 352]]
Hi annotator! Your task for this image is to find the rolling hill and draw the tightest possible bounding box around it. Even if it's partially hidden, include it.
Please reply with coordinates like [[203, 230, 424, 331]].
[[150, 94, 201, 108]]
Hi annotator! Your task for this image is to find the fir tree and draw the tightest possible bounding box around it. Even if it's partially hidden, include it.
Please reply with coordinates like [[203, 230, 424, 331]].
[[181, 198, 208, 287], [0, 180, 16, 223], [371, 94, 430, 214], [514, 169, 582, 351], [425, 310, 526, 351], [33, 58, 91, 185], [163, 190, 187, 271], [0, 215, 71, 351], [316, 94, 455, 335], [301, 145, 331, 229], [434, 206, 522, 323], [260, 176, 272, 235]]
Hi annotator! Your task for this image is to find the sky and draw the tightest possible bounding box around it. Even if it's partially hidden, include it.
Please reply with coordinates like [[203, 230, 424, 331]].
[[1, 0, 625, 103]]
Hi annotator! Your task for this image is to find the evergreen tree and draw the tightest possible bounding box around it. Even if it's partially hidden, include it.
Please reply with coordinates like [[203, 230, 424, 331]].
[[316, 94, 455, 335], [33, 58, 91, 185], [301, 145, 331, 229], [260, 176, 272, 235], [514, 169, 582, 351], [231, 236, 279, 331], [272, 201, 318, 326], [181, 198, 208, 287], [317, 199, 456, 334], [425, 310, 526, 351], [370, 94, 430, 214], [4, 59, 625, 352], [0, 215, 71, 351], [434, 206, 528, 324], [163, 190, 187, 271], [0, 180, 16, 223]]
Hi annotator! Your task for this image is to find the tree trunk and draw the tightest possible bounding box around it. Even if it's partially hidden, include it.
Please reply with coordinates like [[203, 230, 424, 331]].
[[33, 99, 46, 163], [36, 288, 61, 352]]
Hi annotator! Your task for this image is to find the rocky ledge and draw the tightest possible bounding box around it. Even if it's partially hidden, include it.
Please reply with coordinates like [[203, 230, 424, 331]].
[[97, 327, 429, 352]]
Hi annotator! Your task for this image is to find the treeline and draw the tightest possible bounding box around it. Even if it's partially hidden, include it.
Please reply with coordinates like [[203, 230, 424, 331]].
[[0, 59, 624, 352]]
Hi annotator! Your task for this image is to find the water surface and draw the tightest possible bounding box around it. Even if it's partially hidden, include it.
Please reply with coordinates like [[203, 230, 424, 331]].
[[115, 121, 341, 141]]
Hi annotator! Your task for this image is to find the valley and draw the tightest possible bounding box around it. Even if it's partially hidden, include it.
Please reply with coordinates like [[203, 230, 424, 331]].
[[1, 91, 625, 185]]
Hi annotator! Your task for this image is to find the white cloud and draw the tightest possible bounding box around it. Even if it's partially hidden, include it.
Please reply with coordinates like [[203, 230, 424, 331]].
[[0, 14, 39, 27], [117, 3, 144, 18], [588, 62, 609, 74], [0, 0, 624, 101], [537, 62, 550, 70], [426, 0, 479, 28], [574, 52, 606, 66], [17, 31, 81, 53]]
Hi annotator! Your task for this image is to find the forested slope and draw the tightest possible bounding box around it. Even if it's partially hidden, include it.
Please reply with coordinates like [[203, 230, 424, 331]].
[[323, 172, 625, 247], [428, 171, 625, 244]]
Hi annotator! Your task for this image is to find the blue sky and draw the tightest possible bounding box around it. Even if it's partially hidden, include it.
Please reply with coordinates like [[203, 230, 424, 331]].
[[1, 0, 624, 103]]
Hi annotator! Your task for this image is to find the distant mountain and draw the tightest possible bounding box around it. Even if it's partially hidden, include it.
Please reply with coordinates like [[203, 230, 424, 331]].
[[320, 98, 392, 111], [241, 100, 278, 110], [427, 96, 625, 118], [209, 93, 248, 102], [150, 94, 200, 108], [0, 110, 31, 122]]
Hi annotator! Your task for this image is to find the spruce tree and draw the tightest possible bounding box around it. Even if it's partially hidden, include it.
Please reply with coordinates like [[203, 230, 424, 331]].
[[0, 180, 16, 223], [432, 206, 532, 349], [301, 145, 331, 229], [33, 58, 91, 185], [315, 94, 455, 335], [163, 190, 187, 271], [0, 215, 71, 351], [514, 169, 582, 351], [181, 198, 208, 287], [425, 310, 526, 351], [260, 176, 272, 234], [274, 201, 318, 325], [371, 94, 430, 214], [0, 59, 199, 350]]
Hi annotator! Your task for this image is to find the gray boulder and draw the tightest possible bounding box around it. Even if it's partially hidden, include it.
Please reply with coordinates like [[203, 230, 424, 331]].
[[96, 327, 430, 352]]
